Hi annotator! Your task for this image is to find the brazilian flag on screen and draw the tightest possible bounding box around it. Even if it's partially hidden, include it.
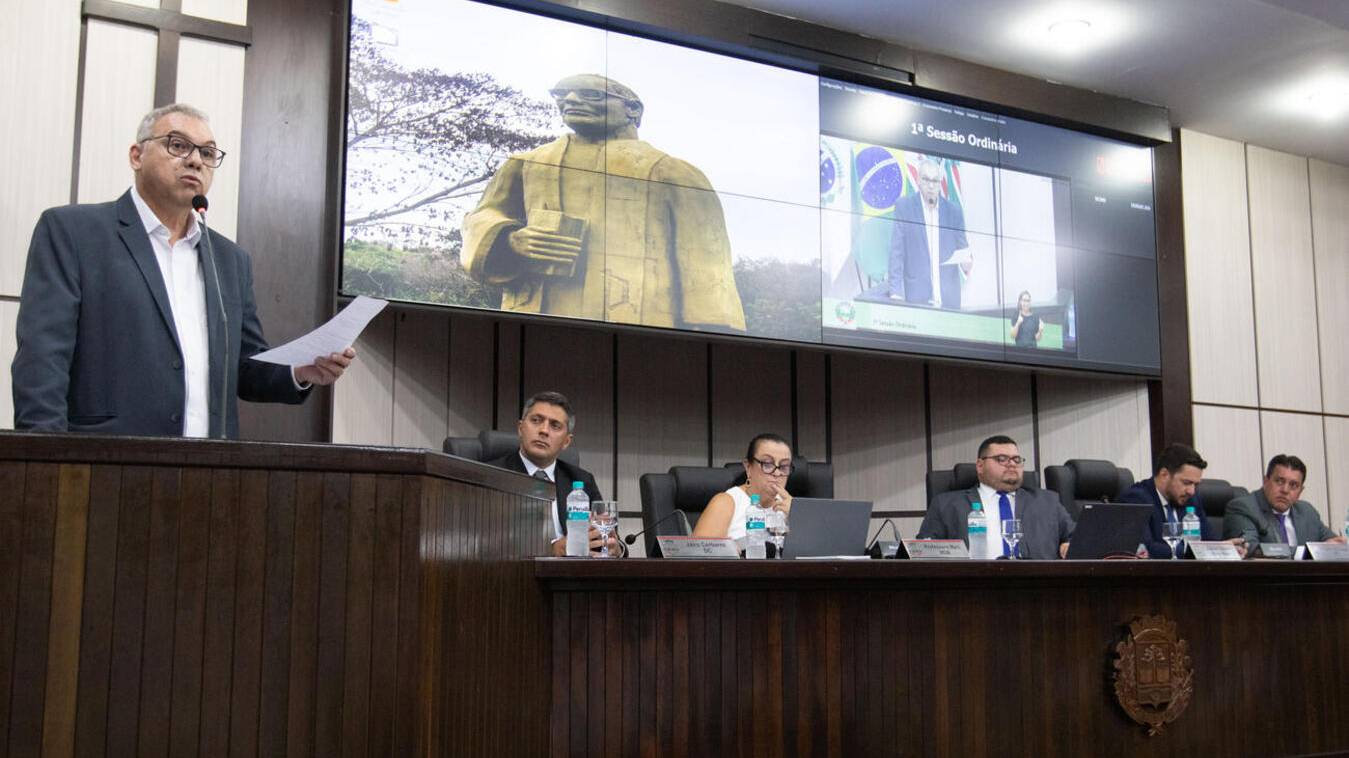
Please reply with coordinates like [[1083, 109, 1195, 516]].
[[849, 146, 963, 286]]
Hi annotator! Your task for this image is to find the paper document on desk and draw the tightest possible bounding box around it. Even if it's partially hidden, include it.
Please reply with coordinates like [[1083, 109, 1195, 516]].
[[250, 296, 388, 367]]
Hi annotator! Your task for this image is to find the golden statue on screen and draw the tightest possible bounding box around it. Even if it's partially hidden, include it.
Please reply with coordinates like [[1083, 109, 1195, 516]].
[[461, 74, 746, 331]]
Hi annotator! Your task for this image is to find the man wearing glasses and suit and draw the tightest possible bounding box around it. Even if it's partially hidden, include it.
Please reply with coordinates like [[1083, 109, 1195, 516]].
[[12, 103, 354, 438], [918, 435, 1074, 558]]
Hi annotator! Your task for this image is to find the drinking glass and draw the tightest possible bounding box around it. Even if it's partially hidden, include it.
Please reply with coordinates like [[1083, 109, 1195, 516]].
[[590, 500, 619, 558], [1162, 521, 1183, 560], [767, 509, 789, 559], [1001, 518, 1024, 559]]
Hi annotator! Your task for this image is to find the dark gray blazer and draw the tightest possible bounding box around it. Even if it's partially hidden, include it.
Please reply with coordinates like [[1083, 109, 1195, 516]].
[[917, 486, 1075, 559], [12, 191, 306, 438], [1223, 490, 1337, 551]]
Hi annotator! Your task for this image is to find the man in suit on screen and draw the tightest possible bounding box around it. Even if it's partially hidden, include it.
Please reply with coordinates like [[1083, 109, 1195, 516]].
[[12, 103, 354, 438], [488, 390, 619, 557], [918, 435, 1074, 559], [886, 159, 972, 309]]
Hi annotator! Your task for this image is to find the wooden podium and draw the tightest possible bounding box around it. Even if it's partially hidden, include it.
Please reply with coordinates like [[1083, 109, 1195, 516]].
[[0, 432, 554, 757]]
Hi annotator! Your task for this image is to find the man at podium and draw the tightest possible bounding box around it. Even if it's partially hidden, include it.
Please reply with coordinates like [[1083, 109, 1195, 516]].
[[12, 104, 354, 438]]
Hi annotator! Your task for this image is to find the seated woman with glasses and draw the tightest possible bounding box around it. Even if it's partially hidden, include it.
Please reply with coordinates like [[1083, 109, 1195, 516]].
[[693, 432, 794, 541]]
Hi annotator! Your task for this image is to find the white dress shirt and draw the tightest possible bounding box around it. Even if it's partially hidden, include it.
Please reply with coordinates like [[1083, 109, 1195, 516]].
[[977, 483, 1015, 559], [130, 186, 209, 437], [518, 451, 564, 540], [922, 200, 941, 307]]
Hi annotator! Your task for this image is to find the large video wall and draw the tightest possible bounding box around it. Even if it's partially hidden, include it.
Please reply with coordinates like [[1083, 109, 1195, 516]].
[[340, 0, 1162, 375]]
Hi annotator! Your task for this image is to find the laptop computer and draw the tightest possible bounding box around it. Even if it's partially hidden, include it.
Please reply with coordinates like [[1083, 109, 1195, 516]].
[[781, 498, 874, 558], [1064, 502, 1153, 559]]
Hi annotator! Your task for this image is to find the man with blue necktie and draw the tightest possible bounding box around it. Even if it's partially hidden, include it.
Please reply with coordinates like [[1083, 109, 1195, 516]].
[[918, 435, 1074, 559], [1223, 454, 1345, 553], [1118, 443, 1246, 559]]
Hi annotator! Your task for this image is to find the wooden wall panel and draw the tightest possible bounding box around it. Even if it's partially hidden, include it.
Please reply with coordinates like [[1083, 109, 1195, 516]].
[[709, 342, 792, 465], [446, 316, 496, 438], [391, 309, 449, 449], [1260, 410, 1329, 526], [175, 37, 246, 240], [522, 324, 615, 495], [794, 350, 828, 461], [1192, 404, 1263, 490], [1179, 129, 1258, 407], [332, 309, 395, 445], [0, 0, 79, 298], [928, 364, 1033, 471], [75, 20, 156, 206], [494, 322, 523, 430], [1309, 159, 1349, 415], [1037, 375, 1151, 480], [0, 301, 17, 430], [830, 354, 925, 512], [614, 334, 707, 509], [1324, 417, 1349, 540], [1246, 145, 1322, 412]]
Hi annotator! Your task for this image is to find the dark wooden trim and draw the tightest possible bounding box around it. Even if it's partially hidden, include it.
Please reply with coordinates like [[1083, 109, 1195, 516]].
[[1148, 130, 1193, 451], [0, 432, 550, 498], [81, 0, 252, 46], [70, 20, 89, 205], [153, 29, 179, 107]]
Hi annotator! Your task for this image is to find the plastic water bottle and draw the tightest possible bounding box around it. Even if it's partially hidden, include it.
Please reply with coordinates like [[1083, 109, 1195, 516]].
[[967, 502, 988, 559], [565, 481, 591, 557], [1181, 505, 1201, 558], [744, 494, 768, 559], [1342, 512, 1348, 540]]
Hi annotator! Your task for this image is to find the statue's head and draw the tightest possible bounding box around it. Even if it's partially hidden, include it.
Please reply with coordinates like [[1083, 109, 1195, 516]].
[[549, 74, 644, 138]]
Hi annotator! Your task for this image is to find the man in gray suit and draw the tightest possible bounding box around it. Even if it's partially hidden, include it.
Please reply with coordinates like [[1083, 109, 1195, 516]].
[[1224, 455, 1345, 552], [12, 103, 354, 438], [918, 435, 1074, 558]]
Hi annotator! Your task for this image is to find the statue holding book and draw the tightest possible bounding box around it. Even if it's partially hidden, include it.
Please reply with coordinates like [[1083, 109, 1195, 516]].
[[461, 74, 746, 331]]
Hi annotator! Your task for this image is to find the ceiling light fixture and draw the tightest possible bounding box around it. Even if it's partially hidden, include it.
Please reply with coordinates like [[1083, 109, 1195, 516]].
[[1047, 18, 1093, 40]]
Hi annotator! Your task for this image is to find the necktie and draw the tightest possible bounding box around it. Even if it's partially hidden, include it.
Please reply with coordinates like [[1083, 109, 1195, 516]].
[[998, 491, 1013, 557], [1276, 513, 1290, 544], [533, 469, 551, 482]]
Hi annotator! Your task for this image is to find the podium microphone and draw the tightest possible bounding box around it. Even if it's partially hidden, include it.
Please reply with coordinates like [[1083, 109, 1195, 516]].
[[192, 194, 229, 440], [866, 518, 901, 559]]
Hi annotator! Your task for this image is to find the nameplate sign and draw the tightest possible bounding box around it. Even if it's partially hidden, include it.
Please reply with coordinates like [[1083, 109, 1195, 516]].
[[1188, 541, 1243, 561], [1256, 543, 1293, 559], [656, 536, 741, 559], [1306, 542, 1349, 561], [902, 539, 970, 560]]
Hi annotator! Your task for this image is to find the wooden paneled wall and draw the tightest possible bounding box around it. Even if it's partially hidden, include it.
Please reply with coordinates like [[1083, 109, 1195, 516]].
[[1181, 129, 1349, 532], [334, 312, 1154, 554]]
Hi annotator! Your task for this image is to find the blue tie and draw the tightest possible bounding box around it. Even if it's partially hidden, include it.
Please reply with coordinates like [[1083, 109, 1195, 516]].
[[998, 491, 1013, 557], [1276, 513, 1291, 545]]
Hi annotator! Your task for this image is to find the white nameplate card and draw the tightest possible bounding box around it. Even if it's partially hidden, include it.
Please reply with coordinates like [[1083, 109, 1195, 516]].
[[656, 536, 741, 559], [1188, 541, 1243, 561], [1306, 542, 1349, 561], [902, 539, 970, 560]]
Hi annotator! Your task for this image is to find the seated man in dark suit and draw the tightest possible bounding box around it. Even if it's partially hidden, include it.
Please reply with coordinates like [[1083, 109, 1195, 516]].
[[1224, 454, 1345, 553], [12, 103, 354, 438], [918, 435, 1074, 559], [488, 390, 617, 557], [1118, 443, 1246, 558]]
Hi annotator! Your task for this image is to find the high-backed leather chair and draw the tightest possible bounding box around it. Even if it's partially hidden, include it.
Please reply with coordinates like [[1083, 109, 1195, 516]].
[[638, 457, 834, 557], [924, 463, 1040, 509], [1042, 459, 1135, 520], [442, 429, 581, 467], [1195, 478, 1247, 536]]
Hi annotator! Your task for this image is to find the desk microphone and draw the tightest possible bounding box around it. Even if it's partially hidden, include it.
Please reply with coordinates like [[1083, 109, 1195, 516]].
[[624, 509, 692, 551], [192, 194, 229, 439], [866, 518, 901, 559]]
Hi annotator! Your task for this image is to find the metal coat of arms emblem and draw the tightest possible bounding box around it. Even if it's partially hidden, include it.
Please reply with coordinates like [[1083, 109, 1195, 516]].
[[1111, 615, 1193, 736]]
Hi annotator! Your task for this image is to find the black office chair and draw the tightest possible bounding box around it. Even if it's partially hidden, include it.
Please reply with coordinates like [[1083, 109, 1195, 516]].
[[1195, 478, 1247, 536], [924, 463, 1040, 509], [638, 457, 834, 557], [1042, 459, 1135, 520], [442, 428, 581, 467]]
